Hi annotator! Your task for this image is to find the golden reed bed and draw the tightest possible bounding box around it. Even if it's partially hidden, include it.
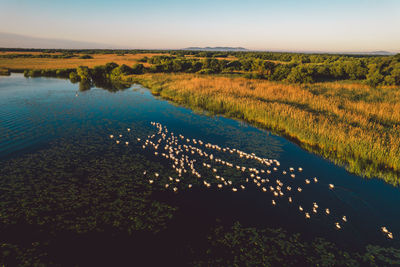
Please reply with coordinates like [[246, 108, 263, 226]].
[[128, 73, 400, 185]]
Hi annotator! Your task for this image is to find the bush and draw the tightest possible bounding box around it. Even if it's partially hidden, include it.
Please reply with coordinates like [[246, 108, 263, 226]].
[[79, 55, 93, 59]]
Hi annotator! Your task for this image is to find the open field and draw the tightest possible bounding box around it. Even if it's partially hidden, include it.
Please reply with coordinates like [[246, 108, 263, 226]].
[[0, 52, 163, 70], [127, 73, 400, 184]]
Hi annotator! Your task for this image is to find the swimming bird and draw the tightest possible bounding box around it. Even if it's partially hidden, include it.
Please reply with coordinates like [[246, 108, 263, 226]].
[[335, 222, 341, 230], [312, 207, 317, 213], [325, 208, 330, 215], [110, 135, 114, 139], [329, 184, 335, 189], [342, 216, 347, 222], [305, 213, 310, 219], [272, 200, 276, 206], [299, 206, 303, 211]]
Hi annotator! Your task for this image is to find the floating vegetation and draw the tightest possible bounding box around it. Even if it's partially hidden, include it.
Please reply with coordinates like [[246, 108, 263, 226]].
[[192, 221, 400, 267], [110, 122, 397, 239], [0, 123, 399, 265]]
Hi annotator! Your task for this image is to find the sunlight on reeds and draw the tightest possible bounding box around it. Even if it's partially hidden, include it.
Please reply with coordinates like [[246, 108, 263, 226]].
[[129, 73, 400, 185]]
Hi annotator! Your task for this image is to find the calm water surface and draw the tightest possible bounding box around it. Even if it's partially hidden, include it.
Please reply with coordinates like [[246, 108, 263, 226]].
[[0, 73, 399, 250]]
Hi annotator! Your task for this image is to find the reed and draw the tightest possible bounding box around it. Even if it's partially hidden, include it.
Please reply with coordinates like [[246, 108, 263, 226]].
[[127, 73, 400, 185]]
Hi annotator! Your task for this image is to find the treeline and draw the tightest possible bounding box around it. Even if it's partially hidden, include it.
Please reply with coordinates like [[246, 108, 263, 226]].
[[23, 62, 139, 81], [141, 54, 400, 86], [0, 53, 93, 59], [12, 47, 400, 86], [23, 63, 136, 91]]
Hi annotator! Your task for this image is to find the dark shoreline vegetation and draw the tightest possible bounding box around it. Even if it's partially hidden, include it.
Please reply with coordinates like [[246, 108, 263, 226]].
[[11, 49, 400, 186], [1, 134, 400, 266]]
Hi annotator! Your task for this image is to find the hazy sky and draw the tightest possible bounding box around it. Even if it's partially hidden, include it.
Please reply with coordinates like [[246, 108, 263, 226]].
[[1, 0, 399, 52]]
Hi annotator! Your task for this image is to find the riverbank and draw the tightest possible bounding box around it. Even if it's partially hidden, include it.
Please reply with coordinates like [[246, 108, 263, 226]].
[[1, 50, 399, 185], [126, 73, 400, 185]]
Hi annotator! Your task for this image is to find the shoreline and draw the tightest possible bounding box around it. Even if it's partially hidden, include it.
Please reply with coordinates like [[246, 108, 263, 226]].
[[2, 62, 400, 185]]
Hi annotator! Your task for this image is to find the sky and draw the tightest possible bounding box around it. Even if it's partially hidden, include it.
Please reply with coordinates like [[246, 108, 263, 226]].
[[0, 0, 399, 52]]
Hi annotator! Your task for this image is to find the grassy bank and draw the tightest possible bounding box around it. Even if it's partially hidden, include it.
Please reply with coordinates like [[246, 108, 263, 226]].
[[126, 73, 400, 185]]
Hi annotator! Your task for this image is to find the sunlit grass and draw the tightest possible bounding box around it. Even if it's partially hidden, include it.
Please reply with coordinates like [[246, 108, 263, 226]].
[[128, 73, 400, 185], [0, 52, 162, 70]]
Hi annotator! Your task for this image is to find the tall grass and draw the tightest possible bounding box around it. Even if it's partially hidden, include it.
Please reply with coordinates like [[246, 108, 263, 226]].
[[127, 73, 400, 185]]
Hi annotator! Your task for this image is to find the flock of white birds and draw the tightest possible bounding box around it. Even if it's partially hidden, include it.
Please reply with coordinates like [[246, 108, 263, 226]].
[[108, 122, 394, 240]]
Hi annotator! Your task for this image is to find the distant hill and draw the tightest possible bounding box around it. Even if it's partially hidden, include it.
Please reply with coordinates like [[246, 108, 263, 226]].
[[364, 51, 395, 55], [0, 32, 115, 49], [183, 46, 248, 51]]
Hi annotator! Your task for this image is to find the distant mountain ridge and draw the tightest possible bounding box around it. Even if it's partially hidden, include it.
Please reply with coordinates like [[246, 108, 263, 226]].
[[183, 46, 248, 51]]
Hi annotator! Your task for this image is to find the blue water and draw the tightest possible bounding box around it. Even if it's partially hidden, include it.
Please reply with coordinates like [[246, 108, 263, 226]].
[[0, 73, 399, 250]]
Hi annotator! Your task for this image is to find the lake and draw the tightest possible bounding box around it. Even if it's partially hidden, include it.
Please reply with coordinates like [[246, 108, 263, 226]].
[[0, 73, 399, 264]]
